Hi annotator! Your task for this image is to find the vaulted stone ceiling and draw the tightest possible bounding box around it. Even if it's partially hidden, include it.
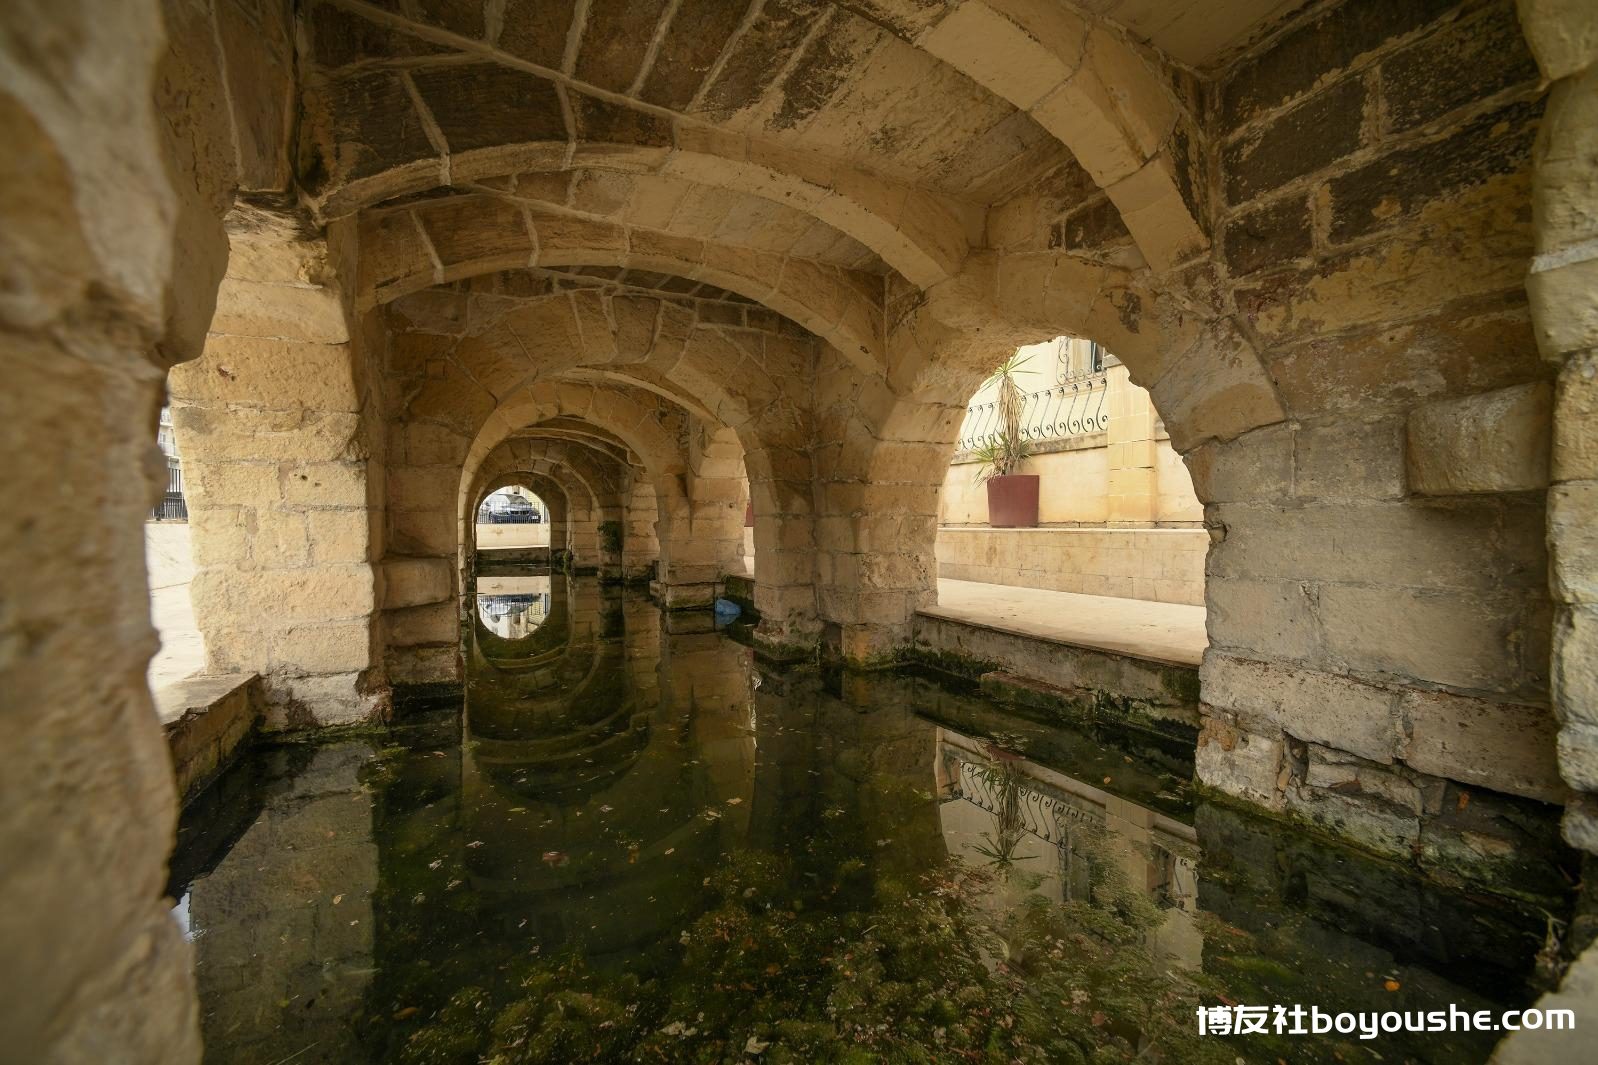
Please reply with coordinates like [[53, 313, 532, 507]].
[[302, 0, 1248, 342], [303, 0, 1067, 212]]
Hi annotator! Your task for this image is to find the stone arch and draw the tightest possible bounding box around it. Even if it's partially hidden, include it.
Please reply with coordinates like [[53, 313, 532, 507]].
[[322, 148, 967, 291], [469, 471, 573, 564], [380, 376, 745, 684], [360, 201, 885, 373], [385, 276, 820, 642], [1517, 2, 1598, 850], [465, 379, 746, 600], [467, 444, 609, 570], [909, 0, 1207, 270], [811, 244, 1284, 658]]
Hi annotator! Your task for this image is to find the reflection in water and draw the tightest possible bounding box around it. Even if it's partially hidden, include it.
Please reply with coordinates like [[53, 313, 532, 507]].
[[476, 574, 553, 638], [935, 727, 1203, 971], [170, 575, 1572, 1064]]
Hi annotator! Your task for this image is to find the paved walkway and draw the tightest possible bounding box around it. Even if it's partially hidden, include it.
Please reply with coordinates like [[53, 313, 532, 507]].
[[924, 578, 1208, 666], [146, 523, 206, 695]]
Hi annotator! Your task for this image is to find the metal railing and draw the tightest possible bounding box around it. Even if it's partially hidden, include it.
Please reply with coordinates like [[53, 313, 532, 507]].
[[477, 509, 544, 524], [151, 493, 188, 521], [956, 368, 1110, 453], [150, 459, 187, 520]]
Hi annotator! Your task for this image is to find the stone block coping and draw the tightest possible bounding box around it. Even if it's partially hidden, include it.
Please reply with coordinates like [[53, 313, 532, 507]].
[[157, 673, 261, 806], [924, 578, 1207, 667]]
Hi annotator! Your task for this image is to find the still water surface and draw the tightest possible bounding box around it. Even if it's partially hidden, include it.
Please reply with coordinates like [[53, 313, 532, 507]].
[[171, 575, 1567, 1064]]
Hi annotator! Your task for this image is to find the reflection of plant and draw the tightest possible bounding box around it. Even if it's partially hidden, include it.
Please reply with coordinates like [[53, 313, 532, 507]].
[[972, 351, 1033, 484], [598, 520, 624, 555], [969, 758, 1034, 871]]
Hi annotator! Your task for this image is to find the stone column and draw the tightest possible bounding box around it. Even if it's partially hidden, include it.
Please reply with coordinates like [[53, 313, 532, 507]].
[[171, 227, 388, 728], [1518, 0, 1598, 850], [653, 424, 746, 609], [747, 446, 822, 653], [622, 477, 659, 582], [0, 0, 221, 1058], [1105, 364, 1158, 525]]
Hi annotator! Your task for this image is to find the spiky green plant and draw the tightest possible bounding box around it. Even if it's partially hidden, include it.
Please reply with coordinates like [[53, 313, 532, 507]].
[[972, 351, 1033, 484]]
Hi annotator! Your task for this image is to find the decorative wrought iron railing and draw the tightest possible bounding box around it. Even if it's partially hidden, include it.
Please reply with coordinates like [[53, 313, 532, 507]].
[[955, 369, 1110, 453]]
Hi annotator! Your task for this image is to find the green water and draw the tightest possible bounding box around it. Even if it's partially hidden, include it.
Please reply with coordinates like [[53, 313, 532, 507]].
[[171, 575, 1572, 1064]]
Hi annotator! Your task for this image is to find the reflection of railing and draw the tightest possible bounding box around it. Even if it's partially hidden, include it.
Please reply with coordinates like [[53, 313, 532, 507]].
[[953, 757, 1101, 847], [478, 592, 551, 638], [956, 369, 1109, 452]]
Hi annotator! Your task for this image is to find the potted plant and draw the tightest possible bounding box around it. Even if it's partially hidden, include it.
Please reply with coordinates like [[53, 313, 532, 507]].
[[972, 351, 1039, 528]]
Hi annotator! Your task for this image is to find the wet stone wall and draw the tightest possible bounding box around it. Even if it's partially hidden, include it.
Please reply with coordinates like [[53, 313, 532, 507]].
[[1194, 0, 1564, 870]]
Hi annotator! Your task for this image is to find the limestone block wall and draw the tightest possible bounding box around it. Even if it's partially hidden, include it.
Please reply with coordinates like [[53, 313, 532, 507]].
[[475, 522, 552, 550], [170, 226, 388, 729], [936, 528, 1207, 606], [1193, 0, 1564, 865], [942, 445, 1111, 523]]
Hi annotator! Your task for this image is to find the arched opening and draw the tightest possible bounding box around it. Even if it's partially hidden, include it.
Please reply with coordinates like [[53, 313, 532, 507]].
[[145, 403, 206, 690], [10, 0, 1594, 1059], [924, 334, 1210, 726], [473, 484, 553, 564]]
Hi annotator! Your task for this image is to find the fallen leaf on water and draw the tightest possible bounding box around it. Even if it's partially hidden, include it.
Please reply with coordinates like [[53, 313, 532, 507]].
[[744, 1035, 770, 1054], [726, 797, 743, 805], [393, 1007, 419, 1021], [1384, 979, 1401, 992], [1103, 777, 1112, 785], [467, 840, 485, 848], [332, 894, 343, 905]]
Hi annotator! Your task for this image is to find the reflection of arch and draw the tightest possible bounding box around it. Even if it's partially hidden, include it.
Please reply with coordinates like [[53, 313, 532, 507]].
[[474, 572, 559, 649], [454, 592, 756, 959]]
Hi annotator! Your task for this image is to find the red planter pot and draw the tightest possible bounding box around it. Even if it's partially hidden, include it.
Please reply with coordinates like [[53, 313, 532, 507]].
[[986, 473, 1040, 528]]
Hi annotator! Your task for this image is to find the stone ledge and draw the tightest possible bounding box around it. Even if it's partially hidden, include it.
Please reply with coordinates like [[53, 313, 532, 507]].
[[912, 612, 1201, 731], [924, 579, 1207, 667], [157, 673, 261, 807]]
